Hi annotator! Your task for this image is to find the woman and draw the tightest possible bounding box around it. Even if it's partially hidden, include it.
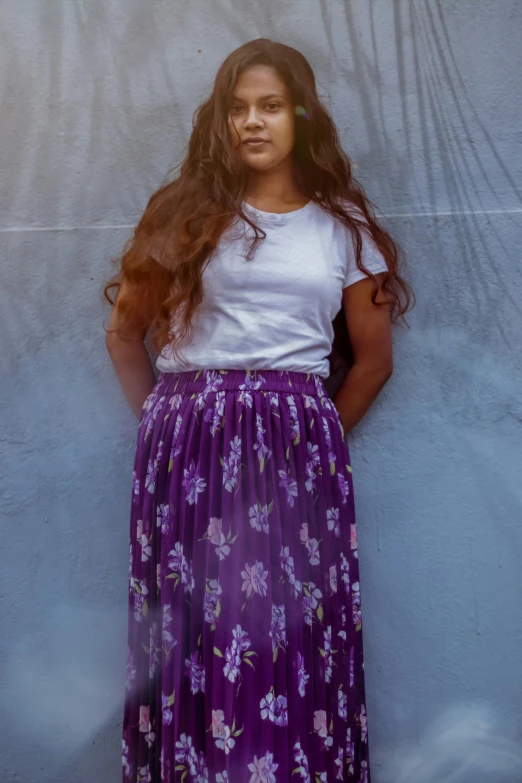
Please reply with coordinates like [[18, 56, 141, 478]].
[[104, 38, 413, 783]]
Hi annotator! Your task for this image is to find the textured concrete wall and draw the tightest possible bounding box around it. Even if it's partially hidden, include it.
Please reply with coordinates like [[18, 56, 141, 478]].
[[1, 1, 521, 781]]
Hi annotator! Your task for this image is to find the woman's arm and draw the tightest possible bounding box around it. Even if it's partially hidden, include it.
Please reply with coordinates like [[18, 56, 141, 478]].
[[105, 280, 158, 420], [333, 273, 393, 434]]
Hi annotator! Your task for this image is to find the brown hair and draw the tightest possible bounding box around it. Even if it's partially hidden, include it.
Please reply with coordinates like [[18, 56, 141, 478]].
[[103, 38, 415, 376]]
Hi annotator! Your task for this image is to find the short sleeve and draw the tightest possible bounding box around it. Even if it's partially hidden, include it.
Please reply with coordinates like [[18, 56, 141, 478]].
[[342, 206, 388, 289]]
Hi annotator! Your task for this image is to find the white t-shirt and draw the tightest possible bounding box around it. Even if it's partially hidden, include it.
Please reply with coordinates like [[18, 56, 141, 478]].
[[156, 199, 389, 379]]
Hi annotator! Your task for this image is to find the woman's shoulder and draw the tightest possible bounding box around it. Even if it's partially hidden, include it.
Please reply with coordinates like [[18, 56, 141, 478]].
[[335, 198, 370, 224], [311, 198, 370, 232]]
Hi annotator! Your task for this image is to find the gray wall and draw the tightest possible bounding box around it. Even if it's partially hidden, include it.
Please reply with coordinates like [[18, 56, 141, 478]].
[[1, 1, 521, 781]]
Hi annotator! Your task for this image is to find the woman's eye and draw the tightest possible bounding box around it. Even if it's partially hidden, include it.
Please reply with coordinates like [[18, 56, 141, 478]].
[[230, 103, 280, 113]]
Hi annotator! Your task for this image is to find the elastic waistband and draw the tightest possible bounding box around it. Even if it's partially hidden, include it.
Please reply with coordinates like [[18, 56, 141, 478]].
[[155, 369, 328, 397]]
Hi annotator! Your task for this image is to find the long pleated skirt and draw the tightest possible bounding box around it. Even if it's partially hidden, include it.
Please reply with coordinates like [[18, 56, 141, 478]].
[[122, 368, 370, 783]]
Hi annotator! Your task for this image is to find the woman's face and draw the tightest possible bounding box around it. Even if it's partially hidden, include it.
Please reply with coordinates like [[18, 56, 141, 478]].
[[227, 64, 296, 172]]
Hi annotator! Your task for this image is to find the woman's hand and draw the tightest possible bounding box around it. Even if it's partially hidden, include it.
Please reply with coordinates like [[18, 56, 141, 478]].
[[105, 334, 157, 420], [105, 280, 157, 419]]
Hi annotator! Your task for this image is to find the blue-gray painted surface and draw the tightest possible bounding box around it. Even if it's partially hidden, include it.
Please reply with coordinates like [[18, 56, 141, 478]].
[[1, 1, 521, 781]]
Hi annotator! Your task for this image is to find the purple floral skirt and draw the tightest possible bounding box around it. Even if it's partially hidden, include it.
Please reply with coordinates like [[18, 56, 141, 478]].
[[123, 369, 370, 783]]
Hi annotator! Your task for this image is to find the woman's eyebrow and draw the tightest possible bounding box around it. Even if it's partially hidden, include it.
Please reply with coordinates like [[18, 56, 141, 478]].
[[231, 93, 285, 101]]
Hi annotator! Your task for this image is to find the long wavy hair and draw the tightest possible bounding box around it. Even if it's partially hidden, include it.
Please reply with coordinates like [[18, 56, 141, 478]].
[[103, 38, 415, 382]]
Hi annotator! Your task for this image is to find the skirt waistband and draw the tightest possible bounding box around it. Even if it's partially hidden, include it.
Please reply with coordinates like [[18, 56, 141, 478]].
[[155, 369, 328, 397]]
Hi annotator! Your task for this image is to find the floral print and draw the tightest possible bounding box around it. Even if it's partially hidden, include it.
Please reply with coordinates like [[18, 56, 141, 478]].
[[123, 369, 370, 781], [260, 688, 288, 726]]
